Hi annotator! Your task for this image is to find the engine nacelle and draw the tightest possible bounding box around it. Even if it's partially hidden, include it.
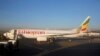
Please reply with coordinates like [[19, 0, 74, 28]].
[[37, 37, 47, 41]]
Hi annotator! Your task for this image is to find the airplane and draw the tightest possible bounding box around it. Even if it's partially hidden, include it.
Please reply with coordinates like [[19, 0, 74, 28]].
[[3, 16, 100, 43]]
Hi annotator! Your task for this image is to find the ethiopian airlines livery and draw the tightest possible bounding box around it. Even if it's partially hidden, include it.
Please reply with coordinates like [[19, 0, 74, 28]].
[[4, 16, 99, 42]]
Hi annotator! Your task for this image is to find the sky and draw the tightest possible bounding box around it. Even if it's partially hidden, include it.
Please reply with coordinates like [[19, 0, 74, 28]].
[[0, 0, 100, 30]]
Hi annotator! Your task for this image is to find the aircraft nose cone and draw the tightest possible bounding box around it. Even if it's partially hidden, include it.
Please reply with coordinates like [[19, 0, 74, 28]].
[[3, 33, 7, 37]]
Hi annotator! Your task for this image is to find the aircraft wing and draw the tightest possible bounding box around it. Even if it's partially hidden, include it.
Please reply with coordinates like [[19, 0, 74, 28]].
[[45, 33, 76, 38]]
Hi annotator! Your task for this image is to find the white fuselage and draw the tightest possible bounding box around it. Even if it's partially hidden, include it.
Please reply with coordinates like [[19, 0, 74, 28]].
[[4, 29, 100, 41], [16, 29, 76, 38]]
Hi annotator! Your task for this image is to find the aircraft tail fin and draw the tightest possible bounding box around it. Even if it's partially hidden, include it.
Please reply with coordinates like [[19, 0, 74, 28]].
[[77, 16, 90, 33]]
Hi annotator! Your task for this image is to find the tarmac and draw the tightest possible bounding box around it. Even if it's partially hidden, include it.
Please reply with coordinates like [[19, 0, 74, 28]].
[[0, 37, 100, 56]]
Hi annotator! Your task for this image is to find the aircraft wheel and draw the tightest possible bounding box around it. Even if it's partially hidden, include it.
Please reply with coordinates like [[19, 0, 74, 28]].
[[68, 39, 72, 42], [48, 38, 54, 43]]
